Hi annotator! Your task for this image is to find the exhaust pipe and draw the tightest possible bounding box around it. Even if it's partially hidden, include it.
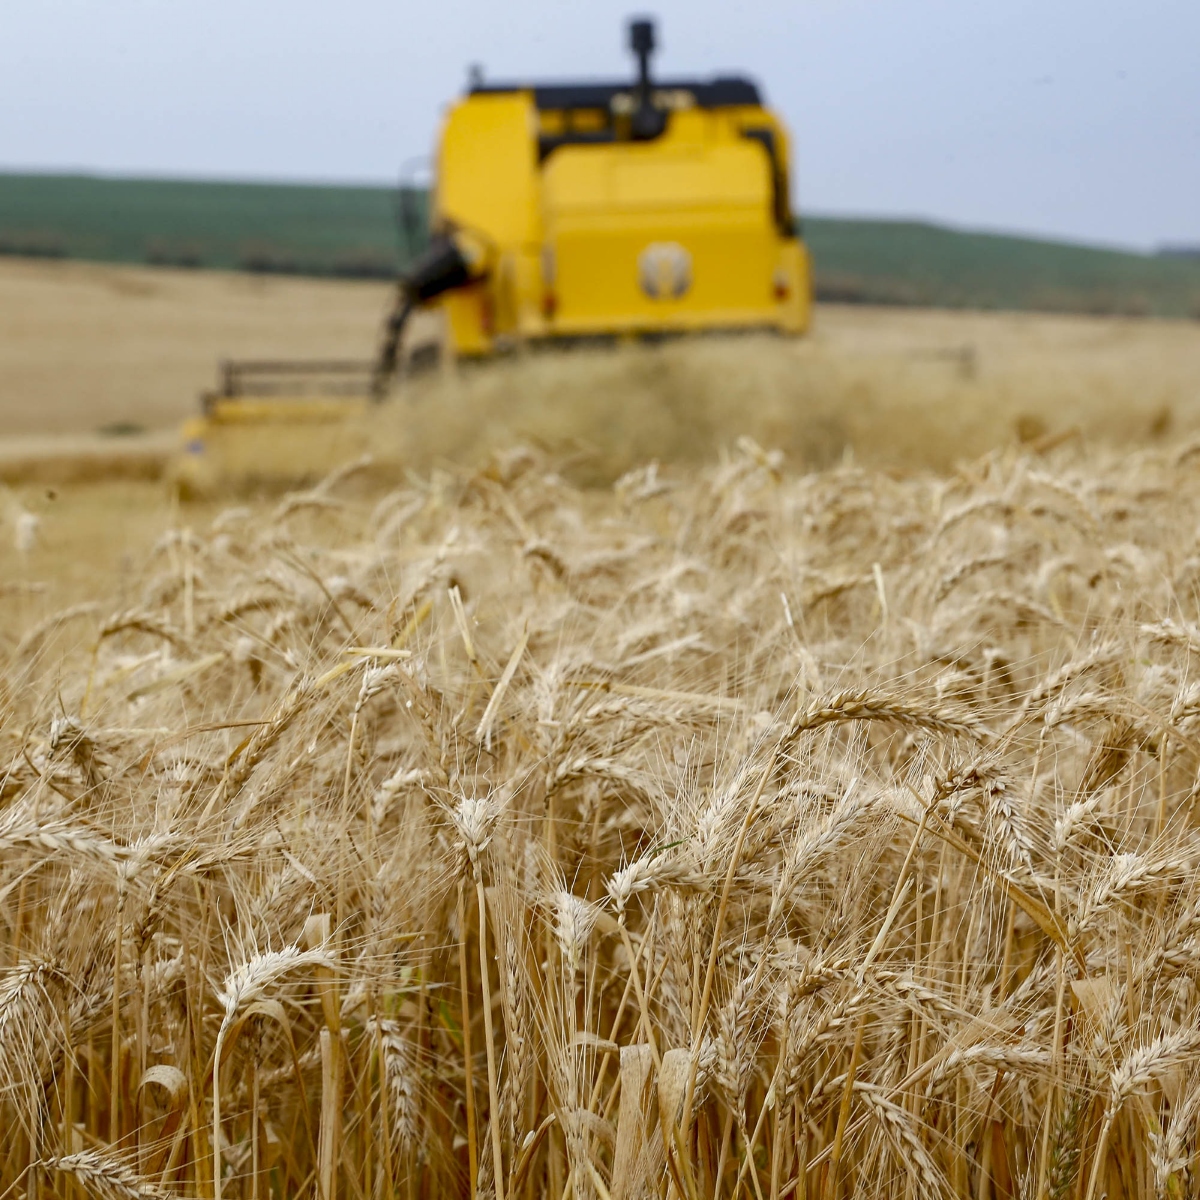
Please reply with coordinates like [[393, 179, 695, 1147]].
[[628, 18, 666, 140]]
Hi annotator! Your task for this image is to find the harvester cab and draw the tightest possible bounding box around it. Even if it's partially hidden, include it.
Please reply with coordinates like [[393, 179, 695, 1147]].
[[172, 17, 811, 494], [374, 14, 812, 382]]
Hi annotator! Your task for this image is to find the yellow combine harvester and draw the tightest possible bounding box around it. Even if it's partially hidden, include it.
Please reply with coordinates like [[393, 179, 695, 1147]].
[[173, 18, 812, 493]]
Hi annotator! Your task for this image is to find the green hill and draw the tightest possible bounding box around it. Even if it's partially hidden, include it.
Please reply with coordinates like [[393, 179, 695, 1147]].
[[807, 218, 1200, 317], [0, 172, 425, 277], [2, 171, 1198, 318]]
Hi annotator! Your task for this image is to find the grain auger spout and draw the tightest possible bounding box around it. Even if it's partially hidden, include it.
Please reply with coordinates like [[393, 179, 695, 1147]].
[[371, 227, 493, 398]]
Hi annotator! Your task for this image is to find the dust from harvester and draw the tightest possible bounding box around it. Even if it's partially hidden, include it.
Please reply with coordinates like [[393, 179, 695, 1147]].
[[6, 435, 1200, 1198], [388, 307, 1199, 480]]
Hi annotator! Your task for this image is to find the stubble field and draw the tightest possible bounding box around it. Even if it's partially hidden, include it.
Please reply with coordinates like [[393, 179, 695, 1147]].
[[4, 258, 1200, 1199]]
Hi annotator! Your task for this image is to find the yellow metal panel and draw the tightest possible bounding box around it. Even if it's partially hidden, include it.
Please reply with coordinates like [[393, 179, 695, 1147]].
[[436, 92, 542, 353], [542, 136, 781, 332], [550, 227, 778, 331], [546, 136, 769, 214], [442, 285, 494, 357], [512, 248, 550, 338], [436, 93, 540, 247], [432, 88, 811, 349], [777, 238, 813, 334]]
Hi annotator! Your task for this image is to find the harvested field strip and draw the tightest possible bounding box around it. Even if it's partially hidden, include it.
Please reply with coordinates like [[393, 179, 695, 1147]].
[[4, 442, 1200, 1198]]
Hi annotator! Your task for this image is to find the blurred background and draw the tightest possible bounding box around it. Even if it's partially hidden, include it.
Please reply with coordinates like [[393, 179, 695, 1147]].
[[0, 0, 1197, 493], [7, 0, 1199, 247]]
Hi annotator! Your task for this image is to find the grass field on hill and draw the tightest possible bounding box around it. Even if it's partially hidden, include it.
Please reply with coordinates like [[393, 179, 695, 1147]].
[[0, 172, 425, 277], [3, 171, 1199, 317], [809, 217, 1200, 316]]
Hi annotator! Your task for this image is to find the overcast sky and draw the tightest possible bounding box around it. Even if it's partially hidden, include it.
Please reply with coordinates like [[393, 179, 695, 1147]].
[[4, 0, 1198, 250]]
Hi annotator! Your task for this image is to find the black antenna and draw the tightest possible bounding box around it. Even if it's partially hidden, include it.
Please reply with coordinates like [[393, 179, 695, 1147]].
[[627, 17, 666, 140], [628, 18, 655, 93]]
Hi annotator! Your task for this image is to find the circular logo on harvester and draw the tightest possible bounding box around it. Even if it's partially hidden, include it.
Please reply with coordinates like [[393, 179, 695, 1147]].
[[638, 242, 692, 300]]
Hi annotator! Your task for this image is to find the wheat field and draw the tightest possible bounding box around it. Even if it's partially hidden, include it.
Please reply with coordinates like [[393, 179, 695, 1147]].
[[5, 432, 1200, 1200], [3, 257, 1199, 466]]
